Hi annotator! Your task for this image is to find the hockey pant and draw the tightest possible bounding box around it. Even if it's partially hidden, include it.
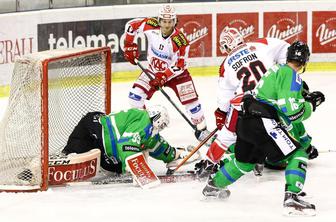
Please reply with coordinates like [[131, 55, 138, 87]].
[[212, 116, 308, 194]]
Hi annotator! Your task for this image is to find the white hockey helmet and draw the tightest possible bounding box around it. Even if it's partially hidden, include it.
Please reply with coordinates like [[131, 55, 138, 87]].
[[147, 105, 170, 134], [158, 4, 177, 25], [219, 27, 244, 54]]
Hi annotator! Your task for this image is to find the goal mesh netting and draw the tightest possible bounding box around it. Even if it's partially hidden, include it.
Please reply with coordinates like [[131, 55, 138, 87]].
[[0, 47, 111, 191]]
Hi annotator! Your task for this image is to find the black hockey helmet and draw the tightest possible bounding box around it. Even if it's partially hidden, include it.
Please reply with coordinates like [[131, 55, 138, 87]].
[[286, 41, 310, 66]]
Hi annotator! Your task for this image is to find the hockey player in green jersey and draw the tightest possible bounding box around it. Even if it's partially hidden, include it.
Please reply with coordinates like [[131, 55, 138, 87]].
[[201, 41, 325, 216], [62, 105, 199, 177]]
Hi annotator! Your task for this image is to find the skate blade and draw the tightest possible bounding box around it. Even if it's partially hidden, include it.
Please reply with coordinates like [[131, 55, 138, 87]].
[[200, 191, 231, 202], [200, 195, 229, 202], [283, 207, 316, 217]]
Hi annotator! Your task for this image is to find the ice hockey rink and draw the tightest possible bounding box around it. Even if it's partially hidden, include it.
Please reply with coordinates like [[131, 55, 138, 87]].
[[0, 72, 335, 222]]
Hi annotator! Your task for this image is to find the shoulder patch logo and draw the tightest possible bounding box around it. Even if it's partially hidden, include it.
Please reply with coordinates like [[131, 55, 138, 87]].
[[172, 33, 188, 48], [146, 18, 159, 27]]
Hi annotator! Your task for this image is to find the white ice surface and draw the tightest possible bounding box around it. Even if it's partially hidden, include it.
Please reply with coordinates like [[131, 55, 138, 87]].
[[0, 73, 336, 222]]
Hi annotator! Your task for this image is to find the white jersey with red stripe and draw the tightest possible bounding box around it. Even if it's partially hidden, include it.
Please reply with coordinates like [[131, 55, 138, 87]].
[[206, 38, 289, 163], [218, 37, 290, 112], [125, 17, 189, 80]]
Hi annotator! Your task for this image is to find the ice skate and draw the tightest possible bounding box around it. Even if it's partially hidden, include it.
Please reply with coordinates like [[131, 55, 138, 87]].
[[253, 163, 264, 177], [201, 176, 230, 201], [195, 127, 213, 146], [283, 192, 316, 216]]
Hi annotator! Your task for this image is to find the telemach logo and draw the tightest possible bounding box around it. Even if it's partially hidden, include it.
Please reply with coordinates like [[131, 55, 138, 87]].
[[47, 30, 146, 53], [48, 31, 123, 53]]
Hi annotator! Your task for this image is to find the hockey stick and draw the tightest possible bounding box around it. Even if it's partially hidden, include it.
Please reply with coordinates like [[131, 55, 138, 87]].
[[319, 148, 336, 153], [62, 172, 197, 187], [169, 128, 219, 175], [134, 59, 196, 131]]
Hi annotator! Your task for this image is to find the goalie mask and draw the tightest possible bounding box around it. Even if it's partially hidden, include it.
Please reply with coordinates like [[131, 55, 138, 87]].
[[147, 105, 170, 135], [219, 27, 244, 54]]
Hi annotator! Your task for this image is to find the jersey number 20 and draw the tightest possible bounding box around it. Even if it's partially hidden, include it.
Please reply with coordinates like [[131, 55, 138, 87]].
[[237, 60, 266, 92]]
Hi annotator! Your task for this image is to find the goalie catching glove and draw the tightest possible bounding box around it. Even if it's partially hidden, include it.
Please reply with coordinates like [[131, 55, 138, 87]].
[[166, 145, 201, 169]]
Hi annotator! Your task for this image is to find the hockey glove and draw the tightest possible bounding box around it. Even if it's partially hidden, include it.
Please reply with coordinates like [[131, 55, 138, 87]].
[[306, 145, 319, 160], [149, 72, 167, 89], [124, 42, 139, 65], [302, 81, 309, 97], [194, 159, 218, 179], [304, 91, 325, 111], [214, 108, 227, 130]]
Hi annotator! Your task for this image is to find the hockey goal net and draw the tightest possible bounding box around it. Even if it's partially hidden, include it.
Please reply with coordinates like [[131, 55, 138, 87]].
[[0, 47, 111, 192]]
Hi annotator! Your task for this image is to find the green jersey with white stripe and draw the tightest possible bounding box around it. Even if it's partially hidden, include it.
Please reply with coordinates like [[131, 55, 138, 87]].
[[99, 108, 176, 173], [254, 64, 313, 147]]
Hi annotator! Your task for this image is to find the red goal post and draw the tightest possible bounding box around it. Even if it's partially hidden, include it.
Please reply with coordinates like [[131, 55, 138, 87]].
[[0, 47, 111, 192]]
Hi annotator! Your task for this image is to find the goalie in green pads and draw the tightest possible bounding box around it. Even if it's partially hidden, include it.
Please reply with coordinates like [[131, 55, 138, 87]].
[[62, 105, 199, 187]]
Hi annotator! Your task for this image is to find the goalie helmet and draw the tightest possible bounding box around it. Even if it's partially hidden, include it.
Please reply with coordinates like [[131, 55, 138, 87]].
[[147, 105, 170, 135], [219, 27, 244, 54], [158, 4, 177, 24]]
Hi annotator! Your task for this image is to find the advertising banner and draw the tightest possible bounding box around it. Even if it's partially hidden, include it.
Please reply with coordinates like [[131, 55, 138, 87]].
[[263, 12, 307, 43], [177, 14, 212, 58], [216, 13, 258, 56], [312, 11, 336, 53], [38, 19, 147, 63]]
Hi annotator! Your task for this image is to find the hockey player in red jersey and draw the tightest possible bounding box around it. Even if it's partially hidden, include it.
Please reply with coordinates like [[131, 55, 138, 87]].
[[123, 4, 210, 142], [195, 27, 303, 177]]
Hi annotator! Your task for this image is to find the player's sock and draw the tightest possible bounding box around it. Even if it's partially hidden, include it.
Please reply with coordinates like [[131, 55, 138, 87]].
[[212, 157, 255, 188]]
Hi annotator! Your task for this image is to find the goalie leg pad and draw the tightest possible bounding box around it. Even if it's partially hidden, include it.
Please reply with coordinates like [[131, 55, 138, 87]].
[[48, 149, 101, 185], [126, 153, 160, 189]]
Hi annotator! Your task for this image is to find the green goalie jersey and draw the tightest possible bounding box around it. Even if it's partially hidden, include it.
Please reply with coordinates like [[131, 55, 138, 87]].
[[254, 64, 313, 148], [99, 108, 176, 173]]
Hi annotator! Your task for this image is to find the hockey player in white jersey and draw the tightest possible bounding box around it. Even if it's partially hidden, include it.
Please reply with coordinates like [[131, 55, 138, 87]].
[[123, 5, 210, 141], [195, 27, 291, 177]]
